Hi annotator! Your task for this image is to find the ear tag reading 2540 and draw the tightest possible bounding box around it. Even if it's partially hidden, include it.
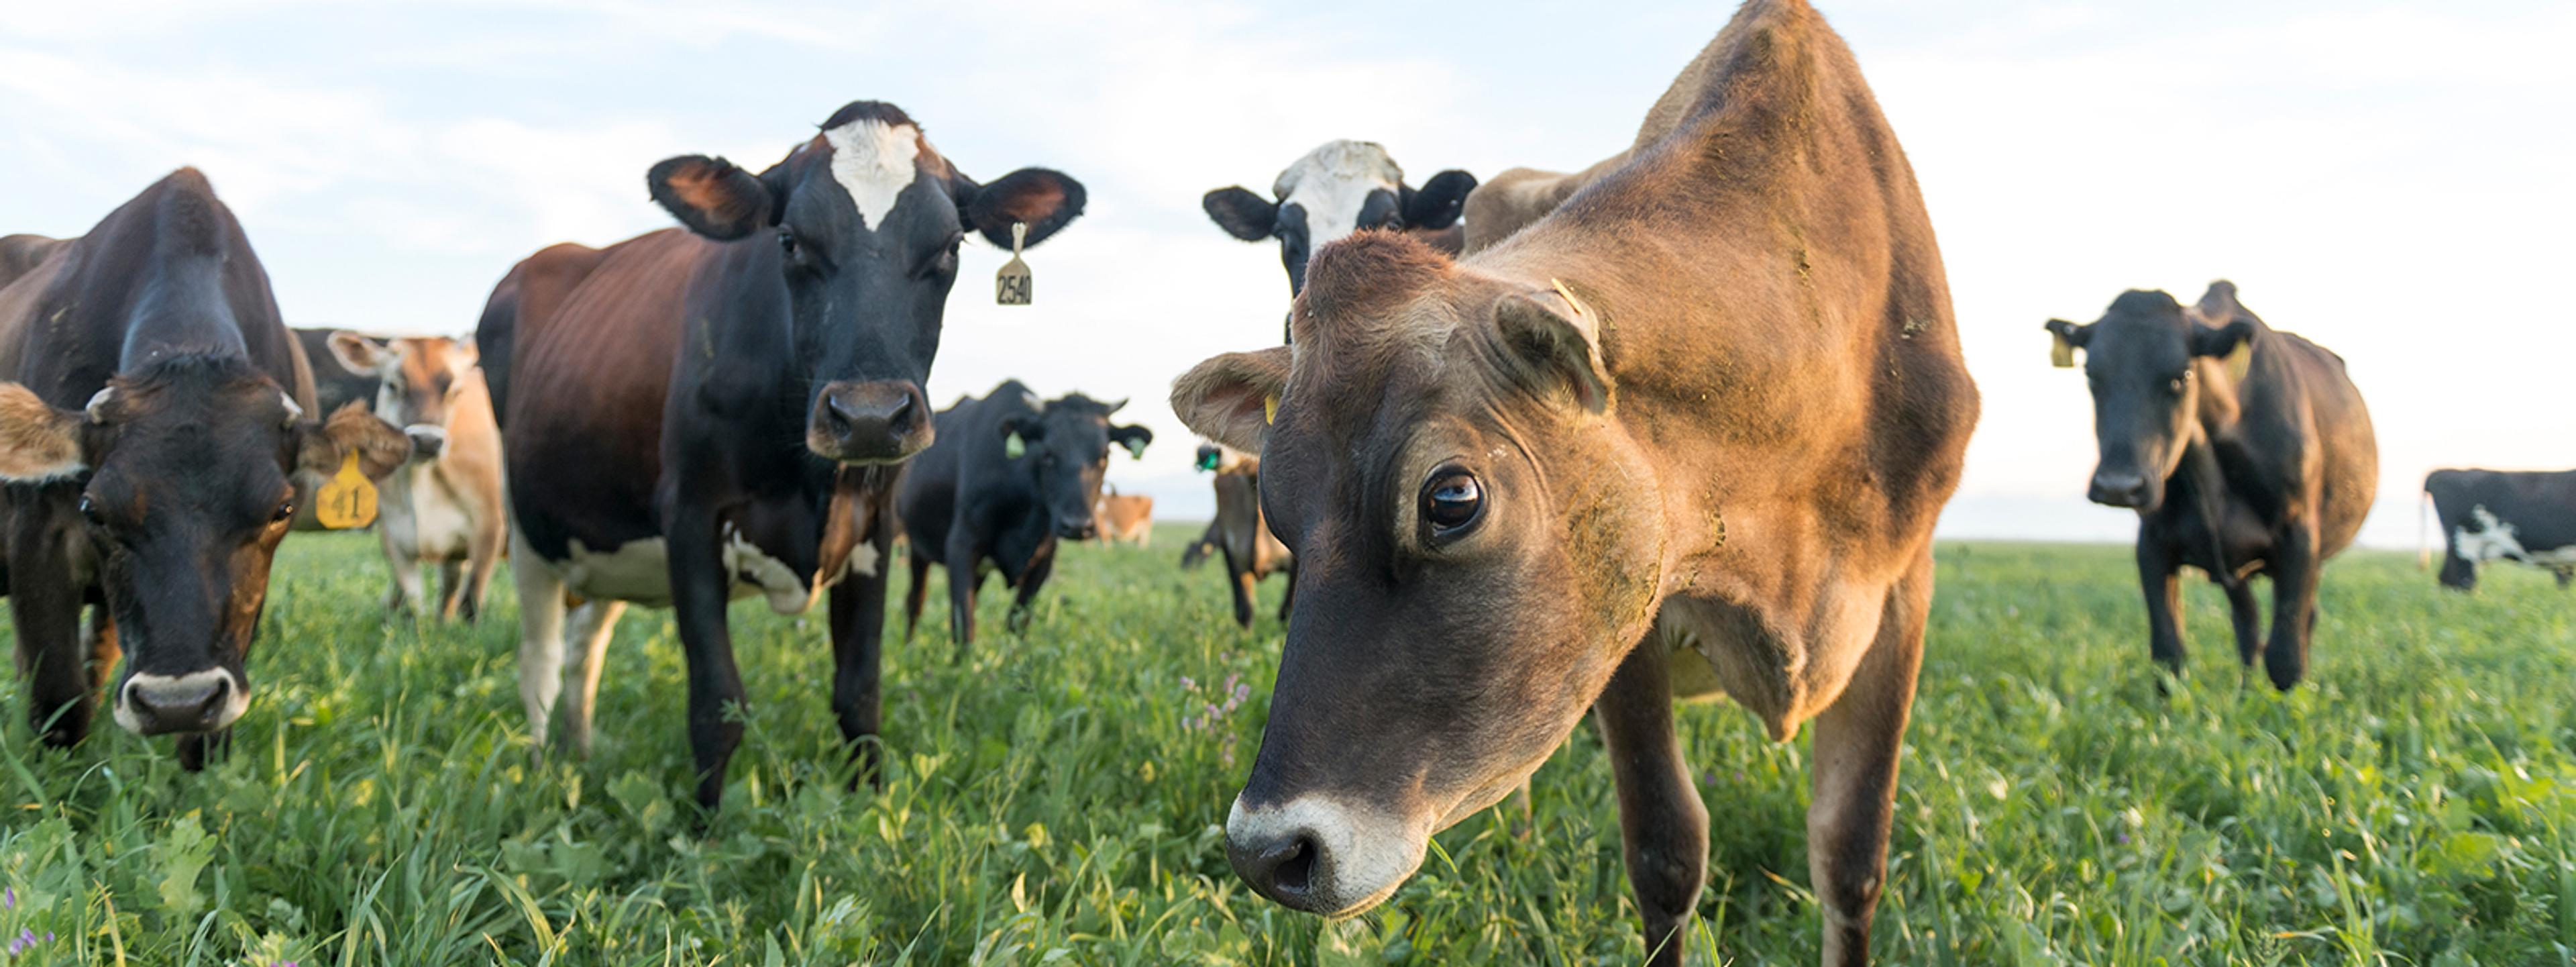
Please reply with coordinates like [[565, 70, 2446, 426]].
[[315, 450, 378, 529], [996, 222, 1032, 305]]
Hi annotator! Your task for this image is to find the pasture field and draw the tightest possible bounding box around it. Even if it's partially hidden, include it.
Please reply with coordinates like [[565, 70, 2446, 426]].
[[2, 530, 2574, 966]]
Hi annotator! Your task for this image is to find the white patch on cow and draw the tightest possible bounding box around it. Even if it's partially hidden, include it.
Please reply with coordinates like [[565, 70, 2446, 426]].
[[823, 119, 922, 230], [564, 537, 675, 607], [113, 668, 249, 735], [722, 522, 822, 615], [1225, 794, 1431, 917], [845, 541, 880, 578], [2457, 505, 2576, 566], [1275, 140, 1403, 250]]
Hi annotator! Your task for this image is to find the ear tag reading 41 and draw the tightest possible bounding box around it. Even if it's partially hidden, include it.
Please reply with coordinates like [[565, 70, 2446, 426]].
[[996, 222, 1032, 305], [2049, 331, 2075, 368], [1004, 432, 1027, 459], [315, 450, 378, 529]]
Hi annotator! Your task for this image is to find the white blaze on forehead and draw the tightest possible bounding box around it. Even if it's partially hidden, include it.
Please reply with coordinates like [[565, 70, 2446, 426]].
[[1275, 140, 1403, 250], [824, 119, 924, 230], [1227, 794, 1431, 916]]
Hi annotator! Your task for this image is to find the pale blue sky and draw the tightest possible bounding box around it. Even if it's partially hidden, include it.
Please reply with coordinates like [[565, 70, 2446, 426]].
[[6, 1, 2572, 545]]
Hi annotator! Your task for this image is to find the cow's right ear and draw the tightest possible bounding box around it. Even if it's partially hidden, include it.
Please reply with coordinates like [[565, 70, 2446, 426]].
[[1400, 170, 1478, 231], [648, 155, 780, 242], [2043, 318, 2090, 368], [1172, 347, 1291, 454], [0, 383, 87, 482], [1203, 187, 1277, 242], [296, 402, 415, 482], [326, 331, 390, 375]]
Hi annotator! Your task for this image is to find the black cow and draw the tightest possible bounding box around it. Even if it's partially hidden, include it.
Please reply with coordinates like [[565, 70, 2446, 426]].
[[2047, 281, 2377, 690], [296, 327, 381, 416], [0, 169, 408, 765], [897, 381, 1150, 654], [2422, 468, 2576, 591], [482, 101, 1086, 809], [1204, 140, 1477, 297]]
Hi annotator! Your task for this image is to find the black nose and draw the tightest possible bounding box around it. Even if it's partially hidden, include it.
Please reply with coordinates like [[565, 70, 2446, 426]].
[[1228, 827, 1322, 909], [122, 674, 231, 735], [1057, 518, 1099, 541], [2088, 471, 2149, 508], [809, 380, 931, 463]]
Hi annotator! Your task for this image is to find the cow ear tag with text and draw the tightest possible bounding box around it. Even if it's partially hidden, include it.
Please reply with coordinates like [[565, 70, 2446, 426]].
[[996, 222, 1032, 305], [315, 451, 379, 530], [2224, 339, 2253, 382], [1004, 431, 1026, 459], [2049, 331, 2075, 368]]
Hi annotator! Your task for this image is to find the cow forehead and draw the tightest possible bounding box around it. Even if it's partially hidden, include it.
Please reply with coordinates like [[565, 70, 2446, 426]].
[[1275, 140, 1401, 244], [822, 119, 926, 230]]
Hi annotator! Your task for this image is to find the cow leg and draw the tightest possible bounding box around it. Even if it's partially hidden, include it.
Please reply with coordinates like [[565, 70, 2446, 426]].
[[668, 508, 748, 811], [1275, 568, 1296, 624], [2263, 519, 2323, 691], [460, 544, 500, 625], [1220, 547, 1255, 629], [510, 524, 571, 753], [2136, 536, 2186, 676], [830, 507, 897, 789], [945, 537, 983, 661], [86, 605, 120, 691], [8, 514, 91, 747], [559, 600, 626, 759], [1006, 542, 1057, 636], [382, 532, 424, 615], [902, 550, 932, 642], [435, 560, 467, 621], [1593, 635, 1707, 967], [1807, 550, 1929, 966], [2557, 568, 2573, 591], [2222, 578, 2263, 672]]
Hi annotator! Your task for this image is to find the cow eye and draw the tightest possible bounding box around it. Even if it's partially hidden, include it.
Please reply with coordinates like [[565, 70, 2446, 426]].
[[78, 495, 103, 525], [2168, 373, 2190, 395], [272, 500, 296, 523], [777, 230, 798, 256], [1421, 468, 1484, 537]]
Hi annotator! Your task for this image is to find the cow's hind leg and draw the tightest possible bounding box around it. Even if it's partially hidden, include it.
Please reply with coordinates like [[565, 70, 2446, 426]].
[[10, 507, 92, 746], [945, 536, 985, 661], [435, 559, 467, 621], [1221, 547, 1255, 629], [1594, 635, 1707, 967], [559, 600, 627, 759], [176, 729, 231, 771], [1807, 550, 1931, 966], [2264, 519, 2323, 691], [511, 524, 571, 754], [904, 550, 932, 642]]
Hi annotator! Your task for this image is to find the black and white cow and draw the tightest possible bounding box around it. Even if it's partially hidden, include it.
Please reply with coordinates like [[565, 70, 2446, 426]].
[[1203, 140, 1477, 297], [2422, 468, 2576, 591]]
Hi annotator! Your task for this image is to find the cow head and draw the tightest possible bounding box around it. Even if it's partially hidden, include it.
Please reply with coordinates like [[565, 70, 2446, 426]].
[[2046, 289, 2253, 511], [327, 332, 476, 458], [647, 101, 1086, 465], [0, 358, 409, 737], [1000, 391, 1153, 542], [1170, 232, 1657, 918], [1204, 141, 1476, 295]]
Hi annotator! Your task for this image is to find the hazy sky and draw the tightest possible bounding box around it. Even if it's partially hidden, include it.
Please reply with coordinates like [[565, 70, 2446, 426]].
[[6, 1, 2571, 546]]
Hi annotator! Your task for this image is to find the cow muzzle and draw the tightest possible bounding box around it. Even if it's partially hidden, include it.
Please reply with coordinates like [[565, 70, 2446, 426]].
[[1224, 795, 1427, 918], [808, 380, 932, 464], [1055, 515, 1099, 541], [404, 424, 447, 460], [113, 668, 248, 735], [2088, 470, 2151, 509]]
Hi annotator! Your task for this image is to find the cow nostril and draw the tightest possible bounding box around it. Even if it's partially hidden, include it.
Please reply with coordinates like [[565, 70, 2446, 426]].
[[886, 395, 914, 431], [1265, 834, 1318, 897]]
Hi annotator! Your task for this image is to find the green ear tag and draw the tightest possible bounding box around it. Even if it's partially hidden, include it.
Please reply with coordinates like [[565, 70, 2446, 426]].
[[2050, 332, 2075, 368], [1005, 432, 1026, 458], [2224, 340, 2253, 382], [1123, 438, 1146, 460]]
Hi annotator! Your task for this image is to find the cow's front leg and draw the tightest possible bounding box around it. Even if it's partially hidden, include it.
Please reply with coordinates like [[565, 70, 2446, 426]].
[[2222, 577, 2262, 672], [1220, 547, 1255, 629], [2135, 533, 2186, 676], [1006, 541, 1058, 635], [176, 729, 231, 771], [1593, 635, 1707, 967], [831, 503, 896, 789], [1807, 552, 1929, 966], [945, 536, 985, 661], [668, 507, 747, 811], [9, 513, 91, 747], [2263, 517, 2322, 691], [381, 529, 423, 615]]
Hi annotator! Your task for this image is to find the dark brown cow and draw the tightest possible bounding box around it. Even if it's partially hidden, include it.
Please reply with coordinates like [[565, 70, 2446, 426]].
[[0, 170, 407, 766], [481, 102, 1087, 808], [1171, 3, 1978, 963]]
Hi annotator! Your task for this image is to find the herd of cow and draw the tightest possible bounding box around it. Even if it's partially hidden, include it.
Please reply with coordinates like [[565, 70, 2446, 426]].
[[0, 2, 2565, 963]]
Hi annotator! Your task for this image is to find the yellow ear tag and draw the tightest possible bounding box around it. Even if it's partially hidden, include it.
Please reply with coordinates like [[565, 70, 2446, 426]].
[[1263, 394, 1279, 425], [2224, 340, 2253, 382], [315, 450, 378, 530], [1004, 432, 1026, 459], [2050, 332, 2075, 368]]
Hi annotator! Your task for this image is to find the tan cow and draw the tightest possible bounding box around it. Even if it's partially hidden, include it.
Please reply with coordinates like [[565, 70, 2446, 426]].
[[1172, 2, 1980, 963], [1095, 489, 1155, 547], [328, 334, 508, 621]]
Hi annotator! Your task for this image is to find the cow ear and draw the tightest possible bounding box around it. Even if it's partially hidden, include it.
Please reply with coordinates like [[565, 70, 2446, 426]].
[[961, 168, 1087, 248], [1203, 187, 1277, 242], [1172, 347, 1291, 454], [2043, 318, 2090, 368], [648, 155, 778, 242], [1110, 423, 1154, 460], [326, 331, 389, 375], [2190, 319, 2257, 380], [297, 401, 413, 482], [0, 383, 87, 482], [1490, 285, 1612, 414], [998, 413, 1047, 442], [1401, 170, 1477, 231]]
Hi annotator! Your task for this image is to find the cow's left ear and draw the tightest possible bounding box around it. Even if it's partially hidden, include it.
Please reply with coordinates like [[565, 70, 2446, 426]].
[[326, 331, 390, 375], [1109, 423, 1154, 460], [1488, 284, 1612, 414], [2190, 319, 2257, 380], [648, 155, 782, 242], [0, 383, 87, 482], [296, 401, 414, 482], [960, 168, 1087, 248], [1400, 170, 1478, 231], [1173, 347, 1291, 455]]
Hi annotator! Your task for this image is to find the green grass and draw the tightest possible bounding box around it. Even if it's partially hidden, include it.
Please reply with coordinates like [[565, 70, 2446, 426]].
[[3, 530, 2575, 965]]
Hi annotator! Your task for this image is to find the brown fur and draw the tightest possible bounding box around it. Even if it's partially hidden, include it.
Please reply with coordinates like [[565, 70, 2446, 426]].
[[1173, 3, 1976, 963], [1095, 492, 1154, 546], [0, 383, 80, 479], [329, 334, 508, 621]]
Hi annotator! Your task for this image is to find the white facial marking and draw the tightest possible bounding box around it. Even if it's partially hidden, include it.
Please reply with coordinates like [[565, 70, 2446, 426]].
[[1226, 794, 1430, 917], [1275, 140, 1403, 250], [824, 119, 923, 230], [113, 668, 250, 735]]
